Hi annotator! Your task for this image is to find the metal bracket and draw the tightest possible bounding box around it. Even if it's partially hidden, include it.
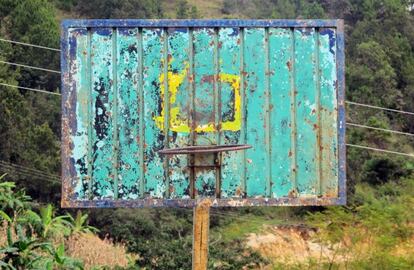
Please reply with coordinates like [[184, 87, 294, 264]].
[[158, 144, 251, 155], [158, 144, 251, 199]]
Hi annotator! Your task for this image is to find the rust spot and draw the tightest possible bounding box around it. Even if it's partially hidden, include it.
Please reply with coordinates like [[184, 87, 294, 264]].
[[313, 124, 318, 130], [286, 60, 292, 71], [188, 74, 194, 83], [311, 108, 316, 114], [269, 104, 274, 110], [218, 41, 222, 49], [288, 151, 292, 157], [235, 187, 242, 196], [288, 189, 297, 198], [201, 74, 215, 84]]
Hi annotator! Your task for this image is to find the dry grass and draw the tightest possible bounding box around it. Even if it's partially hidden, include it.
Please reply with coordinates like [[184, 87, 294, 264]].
[[0, 221, 9, 246], [1, 221, 137, 269], [66, 232, 136, 270], [246, 224, 414, 266]]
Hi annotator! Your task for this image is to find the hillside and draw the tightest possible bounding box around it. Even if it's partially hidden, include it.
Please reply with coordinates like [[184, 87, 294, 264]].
[[1, 0, 414, 269]]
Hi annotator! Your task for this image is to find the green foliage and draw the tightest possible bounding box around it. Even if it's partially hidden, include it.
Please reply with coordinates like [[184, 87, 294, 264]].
[[0, 178, 89, 269], [42, 243, 84, 270], [0, 0, 60, 92], [25, 204, 72, 239], [90, 208, 193, 269], [75, 0, 163, 19], [220, 0, 326, 19], [176, 0, 199, 19], [304, 178, 414, 269], [0, 230, 53, 270], [0, 0, 61, 203], [0, 85, 61, 203], [68, 211, 99, 235], [209, 240, 266, 269]]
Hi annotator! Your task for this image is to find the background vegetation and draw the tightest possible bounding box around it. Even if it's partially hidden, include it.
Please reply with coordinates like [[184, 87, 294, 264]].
[[1, 0, 414, 269]]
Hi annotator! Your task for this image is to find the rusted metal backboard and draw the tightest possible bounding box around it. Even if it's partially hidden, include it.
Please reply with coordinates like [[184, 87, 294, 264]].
[[61, 19, 346, 208]]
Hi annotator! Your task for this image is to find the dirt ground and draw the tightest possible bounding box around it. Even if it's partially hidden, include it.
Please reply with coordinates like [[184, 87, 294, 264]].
[[246, 224, 346, 265]]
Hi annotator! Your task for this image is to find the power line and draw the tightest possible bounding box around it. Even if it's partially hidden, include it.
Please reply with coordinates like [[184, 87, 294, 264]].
[[0, 165, 60, 184], [0, 38, 60, 52], [0, 161, 60, 180], [0, 163, 60, 182], [346, 101, 414, 116], [0, 167, 59, 184], [346, 143, 414, 158], [0, 82, 61, 96], [347, 122, 414, 137], [0, 162, 60, 181], [0, 60, 61, 74]]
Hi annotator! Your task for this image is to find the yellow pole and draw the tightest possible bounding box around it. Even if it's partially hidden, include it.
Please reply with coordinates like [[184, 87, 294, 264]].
[[192, 199, 211, 270]]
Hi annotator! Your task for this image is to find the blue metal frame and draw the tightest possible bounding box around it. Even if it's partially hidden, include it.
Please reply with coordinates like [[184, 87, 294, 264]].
[[336, 20, 346, 205], [62, 19, 340, 29], [61, 19, 346, 208]]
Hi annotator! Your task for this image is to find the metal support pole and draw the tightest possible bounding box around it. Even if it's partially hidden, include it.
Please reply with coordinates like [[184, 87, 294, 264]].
[[192, 198, 211, 270]]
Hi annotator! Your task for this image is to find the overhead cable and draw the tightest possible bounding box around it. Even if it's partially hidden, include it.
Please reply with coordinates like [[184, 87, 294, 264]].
[[0, 37, 60, 52], [0, 60, 61, 74], [0, 82, 61, 96]]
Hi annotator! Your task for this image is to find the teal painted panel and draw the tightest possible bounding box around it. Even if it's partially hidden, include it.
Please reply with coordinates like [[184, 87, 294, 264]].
[[143, 28, 166, 198], [193, 28, 217, 197], [269, 28, 295, 198], [167, 28, 191, 198], [219, 27, 244, 198], [68, 28, 90, 199], [244, 28, 269, 197], [319, 28, 338, 196], [62, 21, 344, 207], [294, 28, 319, 195], [116, 28, 141, 199], [90, 28, 115, 199]]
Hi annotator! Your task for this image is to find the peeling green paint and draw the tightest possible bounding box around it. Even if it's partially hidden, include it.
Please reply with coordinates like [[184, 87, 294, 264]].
[[91, 28, 115, 199], [63, 25, 343, 205], [245, 28, 269, 197], [143, 28, 166, 198], [193, 28, 217, 197], [167, 28, 191, 198], [116, 28, 141, 199], [294, 28, 319, 195], [269, 28, 294, 198], [319, 28, 338, 196], [219, 28, 244, 198], [69, 28, 89, 199]]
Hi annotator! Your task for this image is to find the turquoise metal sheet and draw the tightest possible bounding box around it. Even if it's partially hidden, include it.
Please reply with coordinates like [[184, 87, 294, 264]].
[[61, 19, 346, 208]]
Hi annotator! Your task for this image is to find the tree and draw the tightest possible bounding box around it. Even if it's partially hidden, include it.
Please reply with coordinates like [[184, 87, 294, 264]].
[[75, 0, 163, 19], [0, 0, 60, 92], [176, 0, 190, 19]]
